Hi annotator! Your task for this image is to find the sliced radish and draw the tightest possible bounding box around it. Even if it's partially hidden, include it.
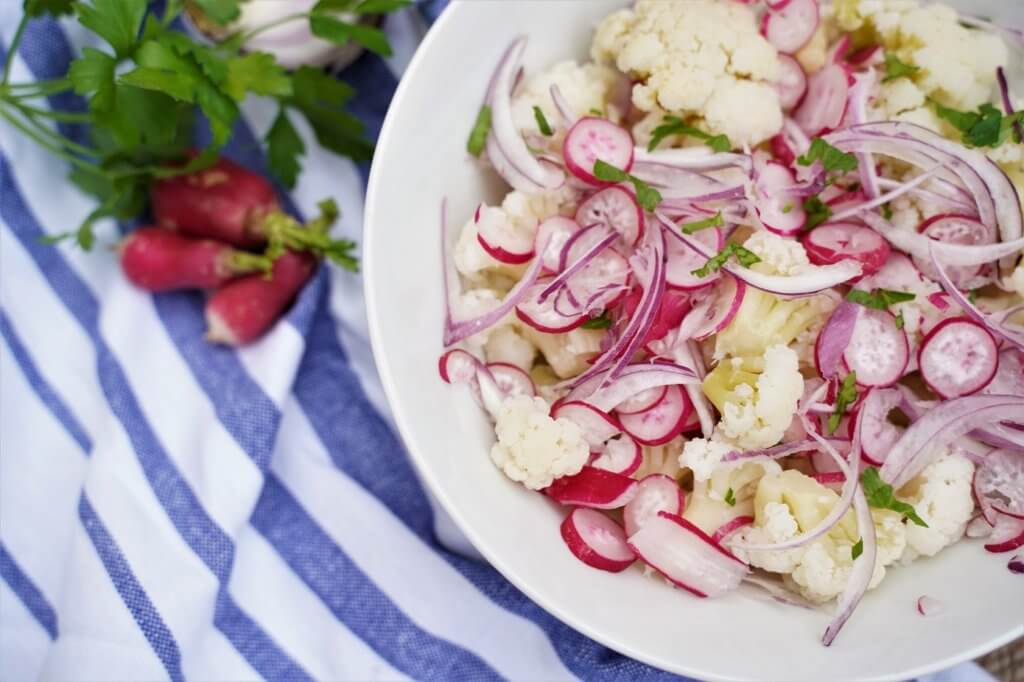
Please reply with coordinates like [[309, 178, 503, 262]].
[[984, 349, 1024, 398], [615, 385, 669, 415], [776, 54, 808, 110], [676, 275, 746, 341], [536, 216, 581, 273], [516, 279, 587, 333], [916, 595, 944, 617], [627, 512, 748, 598], [912, 214, 995, 288], [487, 362, 536, 397], [843, 309, 909, 387], [771, 133, 797, 167], [476, 215, 535, 264], [560, 508, 636, 573], [619, 385, 691, 446], [438, 349, 504, 418], [855, 388, 904, 465], [795, 63, 850, 137], [563, 117, 635, 186], [711, 515, 755, 544], [619, 287, 692, 350], [439, 348, 478, 384], [815, 302, 860, 379], [918, 317, 998, 398], [847, 45, 883, 67], [754, 161, 807, 235], [762, 0, 819, 54], [624, 474, 685, 537], [984, 513, 1024, 553], [828, 34, 852, 64], [665, 226, 724, 290], [974, 448, 1024, 521], [803, 222, 891, 276], [966, 514, 994, 538], [563, 237, 631, 308], [575, 186, 644, 247], [552, 400, 622, 449], [546, 466, 639, 509], [591, 434, 643, 476]]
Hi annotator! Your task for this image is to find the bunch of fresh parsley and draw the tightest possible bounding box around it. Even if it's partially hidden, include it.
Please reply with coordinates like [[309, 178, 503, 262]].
[[2, 0, 407, 249]]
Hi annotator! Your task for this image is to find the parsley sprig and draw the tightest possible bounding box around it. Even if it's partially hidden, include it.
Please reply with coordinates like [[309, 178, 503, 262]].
[[593, 159, 662, 211], [691, 242, 761, 278], [933, 99, 1024, 148], [466, 105, 492, 157], [679, 212, 724, 234], [851, 538, 864, 560], [846, 288, 916, 310], [648, 115, 731, 153], [861, 468, 929, 527], [828, 371, 858, 435], [803, 196, 833, 231], [797, 138, 859, 178], [882, 53, 919, 83], [533, 106, 553, 137], [2, 0, 404, 248]]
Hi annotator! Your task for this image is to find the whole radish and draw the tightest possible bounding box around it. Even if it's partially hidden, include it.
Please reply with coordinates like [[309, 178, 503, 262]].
[[205, 250, 317, 345], [151, 155, 280, 248], [120, 227, 271, 292]]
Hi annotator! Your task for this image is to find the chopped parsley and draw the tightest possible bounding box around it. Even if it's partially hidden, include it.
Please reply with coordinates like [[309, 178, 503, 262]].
[[847, 288, 916, 310], [968, 289, 980, 304], [861, 468, 929, 527], [533, 106, 553, 137], [467, 104, 492, 157], [933, 100, 1024, 148], [851, 538, 864, 560], [588, 107, 605, 117], [895, 310, 905, 330], [782, 203, 794, 214], [593, 159, 662, 210], [648, 115, 731, 153], [680, 212, 724, 234], [724, 487, 736, 507], [881, 202, 893, 220], [581, 314, 613, 330], [803, 196, 833, 230], [882, 52, 920, 83], [690, 242, 761, 278], [797, 138, 859, 177], [828, 371, 858, 435]]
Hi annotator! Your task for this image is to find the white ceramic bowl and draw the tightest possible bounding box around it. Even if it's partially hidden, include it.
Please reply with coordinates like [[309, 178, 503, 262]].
[[365, 2, 1024, 679]]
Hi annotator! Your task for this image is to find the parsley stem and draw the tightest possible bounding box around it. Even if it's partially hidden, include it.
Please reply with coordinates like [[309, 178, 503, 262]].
[[0, 106, 105, 177], [12, 101, 92, 123], [237, 13, 309, 46], [1, 15, 30, 86], [4, 78, 72, 92], [8, 104, 100, 158]]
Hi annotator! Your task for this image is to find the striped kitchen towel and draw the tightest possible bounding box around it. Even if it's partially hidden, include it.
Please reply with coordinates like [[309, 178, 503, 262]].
[[0, 2, 998, 680]]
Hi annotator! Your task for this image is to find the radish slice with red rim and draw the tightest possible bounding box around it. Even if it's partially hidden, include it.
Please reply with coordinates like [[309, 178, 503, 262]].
[[974, 448, 1024, 522], [795, 63, 850, 136], [912, 214, 995, 288], [560, 507, 636, 572], [984, 513, 1024, 553], [591, 434, 643, 476], [624, 474, 685, 537], [676, 275, 746, 341], [802, 222, 891, 276], [487, 362, 536, 397], [916, 595, 943, 617], [776, 54, 808, 110], [762, 0, 820, 54], [546, 466, 639, 509], [575, 185, 645, 247], [476, 210, 535, 264], [615, 385, 668, 415], [627, 512, 748, 598], [536, 216, 581, 272], [516, 279, 587, 333], [755, 161, 807, 235], [563, 117, 635, 186], [665, 225, 724, 290], [983, 349, 1024, 398], [843, 308, 909, 387], [854, 388, 904, 465], [551, 400, 622, 449], [619, 385, 692, 446], [438, 349, 505, 418], [711, 515, 755, 544], [919, 317, 998, 399]]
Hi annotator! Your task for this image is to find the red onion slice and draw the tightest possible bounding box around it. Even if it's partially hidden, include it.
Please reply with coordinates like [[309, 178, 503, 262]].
[[815, 302, 860, 379], [574, 363, 699, 412], [549, 83, 577, 128], [1008, 554, 1024, 574], [997, 67, 1023, 144]]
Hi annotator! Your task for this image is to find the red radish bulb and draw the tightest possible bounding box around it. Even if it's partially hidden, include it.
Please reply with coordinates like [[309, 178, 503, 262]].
[[205, 250, 317, 345], [119, 227, 269, 291]]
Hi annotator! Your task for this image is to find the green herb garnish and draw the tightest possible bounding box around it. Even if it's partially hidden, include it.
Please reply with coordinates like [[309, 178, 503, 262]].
[[851, 538, 864, 560], [593, 159, 662, 210], [881, 203, 894, 220], [797, 138, 859, 176], [648, 115, 731, 153], [803, 196, 833, 230], [828, 372, 858, 435], [691, 242, 761, 278], [933, 100, 1024, 148], [467, 105, 492, 157], [581, 314, 613, 330], [895, 310, 905, 330], [861, 468, 929, 527], [847, 288, 916, 310], [680, 212, 724, 234], [533, 105, 553, 137], [724, 487, 736, 507], [883, 52, 920, 83]]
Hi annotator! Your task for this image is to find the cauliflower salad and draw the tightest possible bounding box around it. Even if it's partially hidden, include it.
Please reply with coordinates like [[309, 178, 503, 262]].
[[438, 0, 1024, 646]]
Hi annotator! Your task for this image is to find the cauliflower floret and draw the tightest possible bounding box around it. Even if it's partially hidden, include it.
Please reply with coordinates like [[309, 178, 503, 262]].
[[458, 289, 510, 350], [702, 346, 804, 450], [714, 286, 836, 361], [1006, 261, 1024, 300], [743, 230, 812, 276], [483, 325, 536, 371], [519, 325, 605, 379], [897, 451, 975, 561], [679, 437, 735, 482], [512, 61, 624, 136], [683, 458, 783, 534], [489, 395, 589, 490], [592, 0, 782, 147]]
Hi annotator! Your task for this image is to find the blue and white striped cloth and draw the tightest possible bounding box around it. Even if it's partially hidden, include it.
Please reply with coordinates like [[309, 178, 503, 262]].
[[0, 3, 998, 680]]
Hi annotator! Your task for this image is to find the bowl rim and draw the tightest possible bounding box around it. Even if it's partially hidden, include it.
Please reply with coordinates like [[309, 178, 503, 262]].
[[363, 3, 1023, 679]]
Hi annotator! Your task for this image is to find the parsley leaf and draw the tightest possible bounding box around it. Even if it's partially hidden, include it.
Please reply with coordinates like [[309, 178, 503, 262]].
[[73, 0, 148, 59], [883, 52, 919, 82], [803, 196, 833, 230], [934, 99, 1024, 148], [851, 538, 864, 560], [467, 105, 491, 158], [581, 314, 613, 330], [847, 288, 916, 310], [266, 108, 305, 188], [861, 468, 929, 527], [828, 372, 858, 435], [25, 0, 74, 16], [310, 14, 393, 57], [691, 242, 761, 278], [797, 138, 858, 176], [724, 488, 736, 507], [68, 47, 117, 112], [881, 202, 893, 220], [533, 106, 553, 137], [288, 66, 373, 161], [895, 310, 905, 330], [224, 52, 292, 102], [648, 116, 731, 153], [593, 160, 662, 211], [189, 0, 240, 25], [680, 212, 724, 234]]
